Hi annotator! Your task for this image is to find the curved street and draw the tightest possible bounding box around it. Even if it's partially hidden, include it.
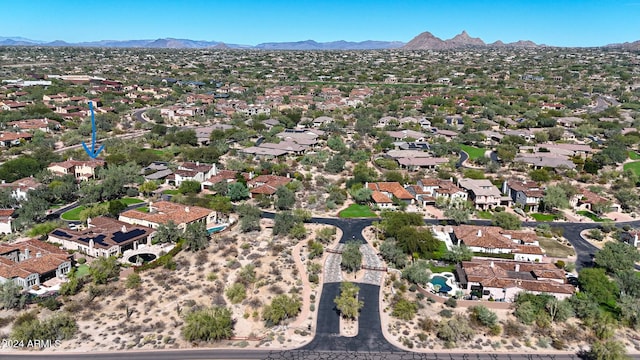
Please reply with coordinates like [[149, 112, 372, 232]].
[[6, 213, 640, 359]]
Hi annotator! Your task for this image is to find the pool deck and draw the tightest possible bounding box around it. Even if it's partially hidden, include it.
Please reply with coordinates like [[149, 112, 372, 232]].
[[121, 243, 175, 265], [427, 271, 459, 296]]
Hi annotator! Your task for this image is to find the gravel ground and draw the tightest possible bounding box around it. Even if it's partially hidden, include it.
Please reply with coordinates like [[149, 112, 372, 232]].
[[324, 244, 344, 283]]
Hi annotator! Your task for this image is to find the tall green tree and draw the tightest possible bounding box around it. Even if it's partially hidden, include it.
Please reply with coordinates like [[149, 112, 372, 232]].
[[228, 182, 249, 201], [341, 241, 363, 273], [0, 281, 27, 310], [402, 260, 432, 285], [275, 186, 295, 210], [237, 204, 261, 232], [595, 242, 640, 274], [89, 256, 120, 284], [334, 282, 363, 319], [542, 185, 570, 211], [184, 222, 209, 252], [154, 220, 181, 244], [492, 212, 522, 230]]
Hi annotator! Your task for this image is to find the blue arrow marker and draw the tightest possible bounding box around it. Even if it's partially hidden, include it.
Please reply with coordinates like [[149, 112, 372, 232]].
[[82, 102, 105, 159]]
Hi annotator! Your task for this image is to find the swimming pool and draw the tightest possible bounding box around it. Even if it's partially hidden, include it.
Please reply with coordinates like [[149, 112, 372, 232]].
[[207, 224, 228, 234], [430, 275, 453, 293]]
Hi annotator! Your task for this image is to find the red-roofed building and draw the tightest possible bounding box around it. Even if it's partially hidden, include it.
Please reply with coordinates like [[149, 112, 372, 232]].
[[119, 201, 216, 231], [0, 239, 72, 289], [450, 225, 544, 262], [366, 182, 415, 209], [247, 174, 292, 198], [47, 158, 105, 181], [457, 259, 574, 301], [0, 131, 32, 147]]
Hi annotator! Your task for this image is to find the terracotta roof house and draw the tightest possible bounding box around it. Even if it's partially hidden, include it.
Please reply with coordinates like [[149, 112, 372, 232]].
[[416, 178, 468, 204], [47, 158, 105, 181], [0, 239, 72, 290], [457, 259, 574, 301], [201, 170, 240, 191], [48, 216, 155, 258], [502, 179, 544, 212], [8, 118, 60, 132], [0, 131, 32, 147], [570, 188, 620, 213], [458, 179, 506, 210], [247, 175, 292, 197], [450, 225, 544, 262], [365, 182, 413, 209], [171, 162, 217, 187], [119, 201, 216, 231]]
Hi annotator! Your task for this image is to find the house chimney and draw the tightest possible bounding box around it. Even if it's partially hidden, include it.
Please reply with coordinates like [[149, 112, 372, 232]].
[[148, 201, 154, 213], [477, 229, 482, 237], [185, 207, 190, 213], [490, 261, 494, 268], [24, 248, 30, 259], [515, 264, 520, 272], [36, 252, 42, 258], [122, 225, 127, 233]]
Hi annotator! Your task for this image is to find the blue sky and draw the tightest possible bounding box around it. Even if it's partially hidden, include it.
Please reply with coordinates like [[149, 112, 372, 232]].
[[3, 0, 639, 46]]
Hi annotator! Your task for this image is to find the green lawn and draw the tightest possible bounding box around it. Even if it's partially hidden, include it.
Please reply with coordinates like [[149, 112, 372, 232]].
[[477, 211, 493, 219], [61, 206, 86, 221], [531, 213, 557, 221], [163, 189, 180, 195], [623, 161, 640, 177], [75, 264, 90, 278], [120, 197, 144, 205], [136, 207, 149, 213], [577, 210, 606, 222], [426, 241, 448, 260], [460, 145, 487, 160], [338, 204, 377, 218], [61, 198, 144, 220], [427, 263, 456, 273], [629, 151, 640, 160]]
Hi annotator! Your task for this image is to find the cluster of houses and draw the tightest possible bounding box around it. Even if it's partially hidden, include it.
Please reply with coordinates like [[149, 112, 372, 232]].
[[429, 224, 575, 300], [1, 198, 221, 291], [364, 176, 620, 217]]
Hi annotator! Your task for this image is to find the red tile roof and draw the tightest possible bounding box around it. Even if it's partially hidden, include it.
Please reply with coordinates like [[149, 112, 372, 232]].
[[119, 201, 211, 226], [367, 182, 414, 200]]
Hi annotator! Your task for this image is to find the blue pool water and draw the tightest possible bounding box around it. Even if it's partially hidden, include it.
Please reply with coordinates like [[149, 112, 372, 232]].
[[207, 225, 227, 234], [430, 275, 452, 292]]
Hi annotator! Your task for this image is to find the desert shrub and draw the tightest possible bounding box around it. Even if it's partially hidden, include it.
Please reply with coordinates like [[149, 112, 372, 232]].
[[225, 283, 247, 304], [444, 297, 457, 308]]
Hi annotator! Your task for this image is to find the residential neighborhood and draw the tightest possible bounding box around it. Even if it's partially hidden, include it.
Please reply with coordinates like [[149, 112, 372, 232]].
[[0, 34, 640, 357]]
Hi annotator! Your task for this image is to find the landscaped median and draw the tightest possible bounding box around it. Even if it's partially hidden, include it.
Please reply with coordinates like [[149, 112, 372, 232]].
[[460, 144, 487, 160], [338, 204, 377, 218]]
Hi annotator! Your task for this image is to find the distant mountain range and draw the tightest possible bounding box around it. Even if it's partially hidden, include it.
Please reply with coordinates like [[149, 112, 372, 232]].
[[0, 31, 636, 50], [402, 30, 540, 50]]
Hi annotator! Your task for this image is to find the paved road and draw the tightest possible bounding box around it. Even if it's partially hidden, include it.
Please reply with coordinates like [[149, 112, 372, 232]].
[[9, 213, 638, 359], [455, 150, 468, 168], [302, 282, 399, 353], [133, 107, 150, 124]]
